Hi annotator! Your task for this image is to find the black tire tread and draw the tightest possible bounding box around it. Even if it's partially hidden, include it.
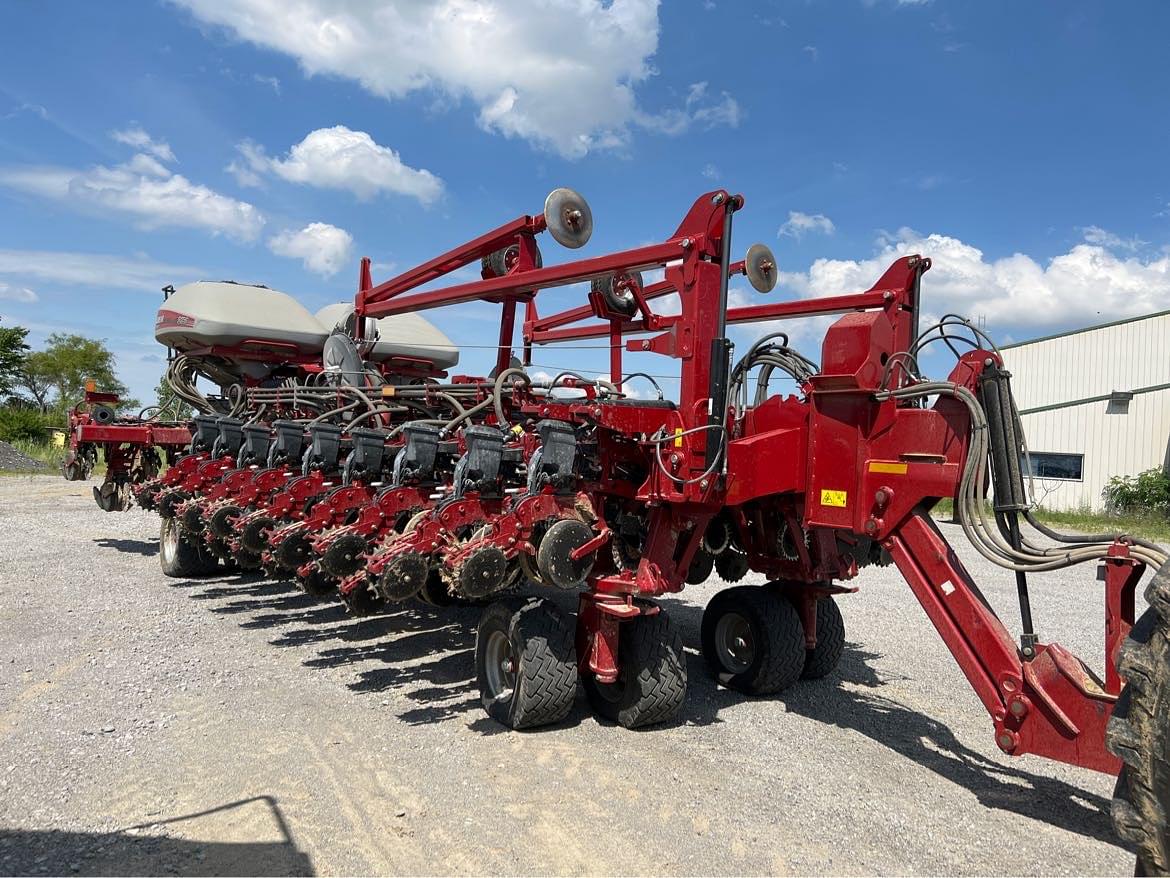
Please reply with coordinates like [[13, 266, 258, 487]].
[[1106, 564, 1170, 874], [478, 598, 576, 730], [802, 596, 845, 680], [702, 586, 805, 695], [585, 610, 687, 728]]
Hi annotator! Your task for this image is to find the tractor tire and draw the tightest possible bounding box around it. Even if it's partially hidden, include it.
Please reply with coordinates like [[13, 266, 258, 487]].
[[476, 597, 576, 730], [1106, 563, 1170, 876], [701, 586, 805, 695], [801, 596, 845, 680], [159, 516, 217, 578], [583, 609, 686, 728]]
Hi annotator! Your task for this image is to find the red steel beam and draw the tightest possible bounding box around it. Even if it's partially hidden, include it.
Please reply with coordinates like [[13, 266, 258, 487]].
[[363, 241, 687, 319]]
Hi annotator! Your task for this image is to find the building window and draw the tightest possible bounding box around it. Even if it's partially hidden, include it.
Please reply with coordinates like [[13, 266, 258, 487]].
[[1023, 452, 1084, 481]]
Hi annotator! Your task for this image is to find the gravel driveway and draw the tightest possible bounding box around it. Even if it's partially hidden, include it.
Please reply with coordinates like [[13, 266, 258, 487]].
[[0, 476, 1137, 875]]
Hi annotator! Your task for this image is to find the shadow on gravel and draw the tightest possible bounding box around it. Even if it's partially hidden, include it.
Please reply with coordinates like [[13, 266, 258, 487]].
[[145, 565, 1121, 847], [94, 537, 159, 557], [0, 796, 313, 876], [664, 598, 1121, 847]]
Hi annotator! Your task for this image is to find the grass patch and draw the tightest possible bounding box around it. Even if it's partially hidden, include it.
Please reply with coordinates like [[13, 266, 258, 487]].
[[931, 497, 1170, 542]]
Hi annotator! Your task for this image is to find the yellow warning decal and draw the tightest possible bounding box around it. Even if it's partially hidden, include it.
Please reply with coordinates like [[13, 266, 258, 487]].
[[674, 428, 684, 448], [869, 461, 908, 474], [820, 489, 847, 508]]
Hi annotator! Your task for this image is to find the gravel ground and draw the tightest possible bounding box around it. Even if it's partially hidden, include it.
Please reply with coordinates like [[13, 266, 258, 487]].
[[0, 476, 1140, 876]]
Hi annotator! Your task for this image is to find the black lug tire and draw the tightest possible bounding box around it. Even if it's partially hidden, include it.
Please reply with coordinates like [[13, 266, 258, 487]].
[[159, 516, 218, 578], [476, 597, 577, 730], [714, 548, 749, 583], [1106, 563, 1170, 875], [583, 609, 687, 729], [686, 549, 715, 585], [701, 586, 805, 695], [801, 596, 845, 680]]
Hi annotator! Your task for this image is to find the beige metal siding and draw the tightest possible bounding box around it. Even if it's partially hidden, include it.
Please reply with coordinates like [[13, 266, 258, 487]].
[[1017, 389, 1170, 510], [1004, 314, 1170, 411]]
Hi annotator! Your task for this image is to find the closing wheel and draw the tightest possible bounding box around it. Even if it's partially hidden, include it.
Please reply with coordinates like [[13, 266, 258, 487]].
[[583, 609, 686, 729], [159, 516, 218, 578], [320, 532, 369, 578], [701, 586, 804, 694], [379, 552, 429, 602], [1107, 561, 1170, 875], [239, 515, 276, 554], [801, 595, 845, 679], [536, 518, 596, 589], [686, 549, 714, 585], [297, 567, 337, 597], [476, 597, 577, 729], [714, 548, 749, 583]]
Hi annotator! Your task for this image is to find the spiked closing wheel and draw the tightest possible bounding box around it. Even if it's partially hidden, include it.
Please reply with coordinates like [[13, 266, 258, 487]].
[[208, 505, 242, 540], [536, 519, 596, 590], [459, 546, 510, 599], [379, 552, 429, 602], [745, 243, 779, 293], [273, 531, 311, 572], [543, 187, 593, 249], [240, 515, 276, 554], [321, 533, 369, 578], [180, 503, 205, 533]]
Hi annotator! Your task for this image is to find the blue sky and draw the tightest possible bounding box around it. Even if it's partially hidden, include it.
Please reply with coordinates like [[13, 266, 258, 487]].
[[1, 0, 1168, 403]]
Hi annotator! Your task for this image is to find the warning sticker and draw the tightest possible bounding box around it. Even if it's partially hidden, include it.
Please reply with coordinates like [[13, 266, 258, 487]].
[[820, 489, 847, 508]]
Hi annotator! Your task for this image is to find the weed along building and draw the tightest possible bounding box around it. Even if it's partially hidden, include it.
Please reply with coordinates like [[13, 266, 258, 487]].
[[1000, 311, 1170, 511]]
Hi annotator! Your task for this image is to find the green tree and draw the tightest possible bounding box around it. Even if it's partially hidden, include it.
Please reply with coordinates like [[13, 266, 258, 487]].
[[153, 374, 192, 421], [0, 319, 29, 396], [19, 333, 133, 413]]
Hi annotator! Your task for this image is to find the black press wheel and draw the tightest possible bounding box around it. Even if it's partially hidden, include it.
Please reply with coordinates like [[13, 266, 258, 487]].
[[476, 597, 577, 730], [1106, 560, 1170, 875], [159, 516, 218, 578], [583, 609, 687, 729], [801, 595, 845, 680], [701, 585, 805, 695]]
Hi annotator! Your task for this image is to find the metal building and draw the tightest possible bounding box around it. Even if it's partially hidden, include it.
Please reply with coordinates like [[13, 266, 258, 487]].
[[1000, 311, 1170, 511]]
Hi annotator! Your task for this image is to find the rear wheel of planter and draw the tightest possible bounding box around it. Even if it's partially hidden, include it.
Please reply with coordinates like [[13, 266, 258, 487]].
[[583, 609, 686, 728], [801, 596, 845, 680], [1106, 562, 1170, 875], [159, 516, 216, 578], [476, 597, 576, 729], [701, 585, 805, 695]]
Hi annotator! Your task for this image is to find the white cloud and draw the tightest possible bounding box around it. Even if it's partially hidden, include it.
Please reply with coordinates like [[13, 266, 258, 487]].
[[780, 228, 1170, 332], [110, 126, 177, 163], [253, 73, 281, 94], [0, 142, 264, 241], [232, 126, 443, 204], [701, 163, 720, 180], [779, 211, 836, 239], [1081, 225, 1145, 252], [803, 45, 819, 61], [0, 282, 37, 303], [173, 0, 740, 158], [268, 222, 354, 277], [0, 250, 205, 292]]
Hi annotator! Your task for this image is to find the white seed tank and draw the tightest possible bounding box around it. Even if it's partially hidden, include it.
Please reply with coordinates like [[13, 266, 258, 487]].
[[156, 281, 328, 356]]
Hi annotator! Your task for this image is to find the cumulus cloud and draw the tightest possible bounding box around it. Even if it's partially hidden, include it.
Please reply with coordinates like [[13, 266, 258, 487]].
[[0, 249, 205, 292], [267, 222, 354, 276], [110, 126, 177, 163], [231, 126, 443, 204], [779, 211, 836, 239], [173, 0, 740, 158], [0, 281, 37, 303], [780, 228, 1170, 332], [0, 130, 264, 241]]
